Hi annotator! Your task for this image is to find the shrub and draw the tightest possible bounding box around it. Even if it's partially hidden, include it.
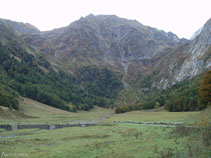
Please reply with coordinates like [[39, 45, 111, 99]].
[[0, 89, 19, 110], [170, 125, 191, 137]]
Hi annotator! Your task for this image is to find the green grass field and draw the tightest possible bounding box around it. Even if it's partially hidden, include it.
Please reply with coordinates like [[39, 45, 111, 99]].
[[0, 98, 210, 158], [0, 98, 114, 125]]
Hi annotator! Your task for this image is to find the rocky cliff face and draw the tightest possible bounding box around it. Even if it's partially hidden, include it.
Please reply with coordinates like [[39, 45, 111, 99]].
[[174, 19, 211, 82], [151, 18, 211, 89], [1, 15, 210, 90]]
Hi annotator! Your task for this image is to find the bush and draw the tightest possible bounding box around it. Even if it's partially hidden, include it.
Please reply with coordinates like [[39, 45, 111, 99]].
[[170, 125, 191, 137], [115, 105, 130, 114], [0, 89, 19, 110]]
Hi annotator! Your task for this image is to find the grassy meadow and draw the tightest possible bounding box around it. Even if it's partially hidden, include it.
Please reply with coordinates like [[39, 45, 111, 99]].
[[0, 98, 114, 125], [0, 98, 210, 158]]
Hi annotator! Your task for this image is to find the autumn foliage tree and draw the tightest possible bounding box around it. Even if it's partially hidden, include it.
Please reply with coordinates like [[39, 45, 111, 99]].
[[199, 70, 211, 109]]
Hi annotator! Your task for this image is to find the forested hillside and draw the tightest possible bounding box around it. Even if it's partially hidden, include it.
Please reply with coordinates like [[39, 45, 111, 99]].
[[0, 22, 123, 111], [0, 42, 92, 111]]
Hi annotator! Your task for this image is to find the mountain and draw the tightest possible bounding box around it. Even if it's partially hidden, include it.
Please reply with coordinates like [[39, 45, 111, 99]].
[[20, 14, 188, 88], [132, 18, 211, 89], [175, 18, 211, 82], [0, 18, 39, 34], [0, 15, 210, 112], [191, 26, 204, 40], [0, 18, 123, 111], [152, 18, 211, 89]]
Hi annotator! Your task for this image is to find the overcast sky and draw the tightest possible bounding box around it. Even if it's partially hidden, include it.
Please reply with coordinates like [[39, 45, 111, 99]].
[[0, 0, 210, 39]]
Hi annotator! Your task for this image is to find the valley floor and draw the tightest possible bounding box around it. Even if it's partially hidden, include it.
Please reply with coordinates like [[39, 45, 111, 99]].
[[0, 98, 210, 158]]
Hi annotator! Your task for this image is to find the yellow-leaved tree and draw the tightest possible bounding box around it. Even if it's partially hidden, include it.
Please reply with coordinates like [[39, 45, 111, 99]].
[[199, 70, 211, 109]]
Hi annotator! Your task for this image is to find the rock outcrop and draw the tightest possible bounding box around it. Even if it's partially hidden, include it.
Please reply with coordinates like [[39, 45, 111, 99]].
[[174, 18, 211, 82]]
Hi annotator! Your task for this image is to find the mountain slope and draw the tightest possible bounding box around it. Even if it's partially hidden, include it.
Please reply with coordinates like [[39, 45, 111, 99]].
[[175, 18, 211, 82], [151, 18, 211, 89], [2, 15, 210, 91], [0, 19, 123, 111], [20, 15, 188, 89], [0, 15, 210, 112], [135, 18, 211, 89], [0, 18, 39, 34]]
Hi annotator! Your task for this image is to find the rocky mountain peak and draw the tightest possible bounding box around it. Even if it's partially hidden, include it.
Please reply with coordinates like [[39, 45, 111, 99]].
[[0, 18, 40, 34], [174, 18, 211, 82], [64, 14, 186, 59], [192, 18, 211, 47]]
